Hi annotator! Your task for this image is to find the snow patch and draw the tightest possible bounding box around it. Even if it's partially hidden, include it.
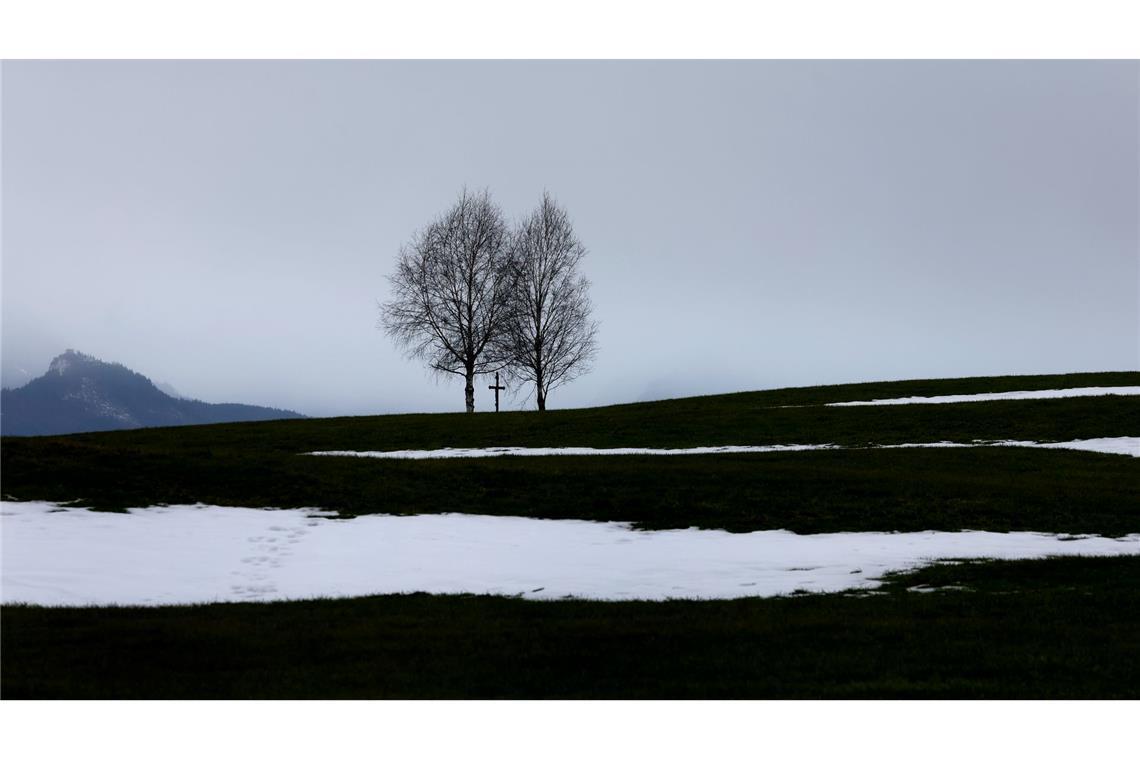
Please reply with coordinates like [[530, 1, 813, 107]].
[[825, 386, 1140, 406], [3, 501, 1138, 606], [306, 437, 1140, 460], [61, 376, 137, 424], [881, 438, 1140, 457], [308, 444, 838, 460]]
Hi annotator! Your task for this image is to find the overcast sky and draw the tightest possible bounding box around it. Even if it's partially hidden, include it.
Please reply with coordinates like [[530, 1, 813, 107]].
[[2, 60, 1137, 416]]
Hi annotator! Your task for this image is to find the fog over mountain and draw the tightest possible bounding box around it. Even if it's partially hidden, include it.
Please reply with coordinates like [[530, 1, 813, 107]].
[[2, 61, 1136, 416], [0, 350, 304, 436]]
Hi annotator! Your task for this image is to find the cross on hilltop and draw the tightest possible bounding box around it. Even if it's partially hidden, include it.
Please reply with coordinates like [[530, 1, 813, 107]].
[[488, 372, 506, 412]]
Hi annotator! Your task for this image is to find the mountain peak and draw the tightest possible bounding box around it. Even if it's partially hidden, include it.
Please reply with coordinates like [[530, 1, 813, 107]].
[[48, 349, 100, 376], [3, 351, 305, 436]]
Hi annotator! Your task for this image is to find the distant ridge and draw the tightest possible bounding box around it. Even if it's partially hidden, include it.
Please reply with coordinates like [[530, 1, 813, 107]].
[[0, 350, 304, 436]]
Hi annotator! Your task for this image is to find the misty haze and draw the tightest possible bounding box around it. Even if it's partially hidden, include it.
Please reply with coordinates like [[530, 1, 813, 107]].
[[3, 61, 1136, 417]]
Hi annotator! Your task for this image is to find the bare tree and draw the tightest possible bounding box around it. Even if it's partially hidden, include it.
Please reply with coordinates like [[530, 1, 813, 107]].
[[381, 189, 514, 413], [500, 192, 598, 411]]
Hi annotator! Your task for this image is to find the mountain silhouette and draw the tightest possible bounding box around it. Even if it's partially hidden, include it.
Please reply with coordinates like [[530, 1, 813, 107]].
[[1, 350, 304, 436]]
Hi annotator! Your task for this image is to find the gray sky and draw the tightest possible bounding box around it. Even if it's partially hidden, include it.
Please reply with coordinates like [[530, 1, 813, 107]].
[[2, 60, 1137, 416]]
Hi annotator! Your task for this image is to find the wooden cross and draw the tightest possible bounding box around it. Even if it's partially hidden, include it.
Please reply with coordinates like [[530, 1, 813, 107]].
[[488, 371, 506, 412]]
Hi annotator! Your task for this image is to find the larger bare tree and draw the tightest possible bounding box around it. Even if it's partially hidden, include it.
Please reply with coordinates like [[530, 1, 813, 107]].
[[500, 193, 598, 411], [381, 190, 514, 413]]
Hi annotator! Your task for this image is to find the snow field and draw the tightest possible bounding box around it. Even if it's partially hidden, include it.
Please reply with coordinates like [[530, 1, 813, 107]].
[[3, 501, 1138, 606]]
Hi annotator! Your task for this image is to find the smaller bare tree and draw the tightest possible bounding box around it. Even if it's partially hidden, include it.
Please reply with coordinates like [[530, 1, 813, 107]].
[[381, 189, 514, 413], [500, 193, 598, 411]]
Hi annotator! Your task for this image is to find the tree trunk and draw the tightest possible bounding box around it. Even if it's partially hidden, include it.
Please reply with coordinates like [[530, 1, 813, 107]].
[[464, 366, 475, 413], [534, 341, 545, 411]]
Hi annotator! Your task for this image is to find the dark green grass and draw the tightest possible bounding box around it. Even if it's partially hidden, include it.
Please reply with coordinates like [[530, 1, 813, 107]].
[[5, 555, 1138, 699], [2, 371, 1138, 533], [5, 447, 1138, 534], [3, 373, 1139, 699]]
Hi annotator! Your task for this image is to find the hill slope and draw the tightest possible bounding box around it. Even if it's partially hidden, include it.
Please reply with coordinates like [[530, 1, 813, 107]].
[[3, 371, 1139, 699], [2, 370, 1137, 533], [0, 350, 303, 436]]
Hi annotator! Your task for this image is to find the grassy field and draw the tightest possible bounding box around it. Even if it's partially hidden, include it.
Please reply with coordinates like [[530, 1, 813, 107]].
[[2, 371, 1139, 698], [2, 371, 1138, 533], [4, 556, 1138, 699], [5, 447, 1138, 534]]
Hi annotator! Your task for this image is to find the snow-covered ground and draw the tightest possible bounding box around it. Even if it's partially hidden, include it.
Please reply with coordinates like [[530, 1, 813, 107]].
[[308, 444, 840, 459], [3, 501, 1138, 606], [306, 437, 1140, 459], [825, 386, 1140, 406], [882, 438, 1140, 457]]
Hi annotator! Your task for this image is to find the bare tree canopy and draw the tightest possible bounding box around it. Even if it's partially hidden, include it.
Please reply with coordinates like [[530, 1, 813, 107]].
[[381, 189, 514, 413], [501, 192, 599, 411]]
